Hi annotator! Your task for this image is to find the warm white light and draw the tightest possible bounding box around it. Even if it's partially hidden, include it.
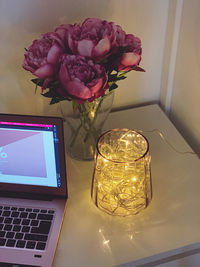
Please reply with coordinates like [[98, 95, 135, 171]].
[[129, 234, 133, 240], [91, 129, 152, 216], [103, 240, 110, 245]]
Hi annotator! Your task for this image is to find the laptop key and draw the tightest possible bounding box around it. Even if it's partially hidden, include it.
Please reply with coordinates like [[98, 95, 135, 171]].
[[0, 231, 5, 238], [37, 214, 53, 220], [13, 218, 21, 224], [36, 242, 46, 250], [31, 220, 39, 227], [11, 207, 17, 210], [28, 213, 37, 219], [48, 210, 55, 214], [33, 209, 39, 212], [13, 225, 21, 232], [31, 221, 51, 235], [0, 224, 3, 230], [4, 217, 12, 224], [24, 233, 48, 242], [0, 217, 3, 223], [11, 211, 19, 217], [4, 224, 12, 231], [0, 238, 6, 246], [15, 232, 24, 239], [6, 239, 16, 247], [26, 208, 32, 212], [20, 212, 28, 218], [2, 211, 11, 217], [3, 207, 10, 210], [41, 210, 47, 213], [16, 240, 26, 248], [6, 232, 15, 239], [22, 226, 30, 233], [22, 219, 30, 226], [26, 241, 36, 249], [18, 208, 25, 211]]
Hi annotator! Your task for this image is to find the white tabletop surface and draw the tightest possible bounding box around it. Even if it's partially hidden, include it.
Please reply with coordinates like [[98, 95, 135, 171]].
[[53, 104, 200, 267]]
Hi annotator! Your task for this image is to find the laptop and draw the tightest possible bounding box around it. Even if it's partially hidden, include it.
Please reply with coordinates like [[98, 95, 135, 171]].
[[0, 113, 68, 267]]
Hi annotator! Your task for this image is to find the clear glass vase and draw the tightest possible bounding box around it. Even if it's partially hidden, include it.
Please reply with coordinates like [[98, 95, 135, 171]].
[[91, 128, 152, 216], [60, 92, 114, 161]]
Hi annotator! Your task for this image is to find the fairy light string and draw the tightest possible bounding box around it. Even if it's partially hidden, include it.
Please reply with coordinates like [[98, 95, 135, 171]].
[[92, 128, 199, 216], [92, 129, 152, 216], [137, 128, 199, 157]]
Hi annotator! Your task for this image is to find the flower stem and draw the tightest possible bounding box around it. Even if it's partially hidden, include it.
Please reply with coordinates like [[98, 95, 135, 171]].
[[83, 97, 104, 142], [70, 123, 82, 147]]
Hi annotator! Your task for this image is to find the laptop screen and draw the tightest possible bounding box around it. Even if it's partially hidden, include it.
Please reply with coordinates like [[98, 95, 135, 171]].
[[0, 114, 67, 198], [0, 121, 61, 188]]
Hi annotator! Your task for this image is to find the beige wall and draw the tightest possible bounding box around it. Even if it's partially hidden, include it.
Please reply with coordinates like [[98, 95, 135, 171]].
[[168, 0, 200, 154], [0, 0, 169, 115]]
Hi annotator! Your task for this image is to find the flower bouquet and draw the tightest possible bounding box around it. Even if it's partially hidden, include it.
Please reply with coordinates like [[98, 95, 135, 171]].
[[23, 18, 145, 160]]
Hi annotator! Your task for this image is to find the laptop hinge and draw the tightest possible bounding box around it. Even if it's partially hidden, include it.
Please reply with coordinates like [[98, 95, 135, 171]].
[[0, 191, 65, 201]]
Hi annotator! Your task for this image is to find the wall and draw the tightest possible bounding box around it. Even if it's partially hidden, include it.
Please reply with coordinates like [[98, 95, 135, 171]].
[[167, 0, 200, 154], [0, 0, 169, 115]]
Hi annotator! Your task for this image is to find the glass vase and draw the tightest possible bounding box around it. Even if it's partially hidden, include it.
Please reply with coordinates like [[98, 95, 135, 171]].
[[60, 92, 114, 161], [91, 128, 152, 216]]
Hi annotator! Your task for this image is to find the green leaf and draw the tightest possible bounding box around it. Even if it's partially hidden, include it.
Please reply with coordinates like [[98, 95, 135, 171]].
[[41, 90, 55, 98], [60, 97, 72, 102], [47, 81, 60, 89], [72, 100, 79, 112], [31, 78, 44, 87], [108, 74, 118, 82], [50, 97, 60, 105], [109, 83, 118, 91], [116, 76, 127, 81]]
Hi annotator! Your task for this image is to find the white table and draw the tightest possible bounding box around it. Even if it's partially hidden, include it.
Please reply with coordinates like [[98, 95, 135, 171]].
[[53, 104, 200, 267]]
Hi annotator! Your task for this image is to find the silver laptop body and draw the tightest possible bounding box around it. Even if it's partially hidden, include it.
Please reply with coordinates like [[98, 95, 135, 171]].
[[0, 113, 68, 267]]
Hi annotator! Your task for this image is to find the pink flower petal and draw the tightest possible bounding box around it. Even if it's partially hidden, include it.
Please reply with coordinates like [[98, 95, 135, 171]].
[[93, 37, 110, 58], [66, 81, 92, 99], [47, 44, 63, 64], [82, 18, 102, 30], [89, 78, 103, 95], [121, 52, 141, 66], [77, 39, 93, 57], [22, 62, 35, 73], [34, 64, 55, 78], [68, 34, 74, 51], [59, 64, 70, 86]]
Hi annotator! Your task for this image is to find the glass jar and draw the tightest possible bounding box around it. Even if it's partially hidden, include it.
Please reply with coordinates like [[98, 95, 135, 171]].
[[91, 128, 152, 216]]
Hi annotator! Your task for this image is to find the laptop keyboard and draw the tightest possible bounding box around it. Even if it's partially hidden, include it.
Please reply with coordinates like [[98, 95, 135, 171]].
[[0, 205, 55, 251]]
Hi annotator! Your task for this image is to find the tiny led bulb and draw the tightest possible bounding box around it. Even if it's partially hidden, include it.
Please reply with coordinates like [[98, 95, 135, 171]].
[[103, 240, 110, 245], [132, 177, 137, 182], [126, 140, 129, 146]]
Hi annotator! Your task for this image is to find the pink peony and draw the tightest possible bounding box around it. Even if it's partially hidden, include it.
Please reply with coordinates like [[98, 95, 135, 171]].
[[115, 25, 142, 71], [58, 54, 107, 103], [67, 18, 116, 61], [23, 32, 65, 88], [55, 24, 73, 53]]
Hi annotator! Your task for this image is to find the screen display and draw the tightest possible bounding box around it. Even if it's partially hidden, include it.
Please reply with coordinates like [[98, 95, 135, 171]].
[[0, 121, 61, 188]]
